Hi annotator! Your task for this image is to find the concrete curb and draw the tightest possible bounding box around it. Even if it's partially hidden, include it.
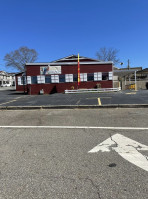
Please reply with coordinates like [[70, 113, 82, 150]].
[[0, 104, 148, 110]]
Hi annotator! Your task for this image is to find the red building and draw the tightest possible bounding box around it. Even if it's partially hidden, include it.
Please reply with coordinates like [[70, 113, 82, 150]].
[[15, 55, 113, 95]]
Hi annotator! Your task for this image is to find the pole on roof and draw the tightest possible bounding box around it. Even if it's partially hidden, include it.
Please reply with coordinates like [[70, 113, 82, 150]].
[[127, 59, 130, 70], [135, 71, 137, 91]]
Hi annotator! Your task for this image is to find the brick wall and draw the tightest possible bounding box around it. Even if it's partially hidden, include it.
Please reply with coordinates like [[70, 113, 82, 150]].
[[27, 81, 113, 95], [16, 63, 113, 94]]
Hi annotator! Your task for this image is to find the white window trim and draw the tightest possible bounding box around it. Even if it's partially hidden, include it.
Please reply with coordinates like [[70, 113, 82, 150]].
[[80, 73, 87, 82], [17, 76, 27, 85], [94, 72, 102, 81], [109, 72, 113, 80], [37, 75, 45, 84], [65, 74, 73, 82], [27, 76, 31, 84], [51, 75, 59, 83], [17, 77, 21, 85]]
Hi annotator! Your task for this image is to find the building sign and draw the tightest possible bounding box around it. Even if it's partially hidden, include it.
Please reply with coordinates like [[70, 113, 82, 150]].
[[40, 66, 61, 75]]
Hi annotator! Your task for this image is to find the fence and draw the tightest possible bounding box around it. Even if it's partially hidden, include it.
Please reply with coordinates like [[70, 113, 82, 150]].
[[65, 88, 121, 94], [114, 80, 148, 90]]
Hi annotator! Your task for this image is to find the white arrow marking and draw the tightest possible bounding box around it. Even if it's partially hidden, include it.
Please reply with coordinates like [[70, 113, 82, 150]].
[[88, 134, 148, 172]]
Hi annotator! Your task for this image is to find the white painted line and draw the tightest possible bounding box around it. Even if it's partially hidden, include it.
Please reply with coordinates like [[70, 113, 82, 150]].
[[0, 96, 28, 106], [0, 99, 17, 106], [0, 126, 148, 130], [88, 134, 148, 172], [76, 99, 81, 105], [126, 93, 136, 95]]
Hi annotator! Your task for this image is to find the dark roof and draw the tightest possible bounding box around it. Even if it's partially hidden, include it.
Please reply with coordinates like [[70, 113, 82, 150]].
[[137, 68, 148, 73], [114, 69, 138, 77], [141, 68, 148, 72], [26, 55, 113, 66], [51, 54, 100, 63], [15, 71, 24, 76], [118, 67, 142, 71]]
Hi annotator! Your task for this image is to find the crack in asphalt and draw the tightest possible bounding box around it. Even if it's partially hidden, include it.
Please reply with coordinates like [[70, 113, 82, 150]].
[[79, 177, 101, 199], [109, 133, 118, 150], [38, 174, 102, 198]]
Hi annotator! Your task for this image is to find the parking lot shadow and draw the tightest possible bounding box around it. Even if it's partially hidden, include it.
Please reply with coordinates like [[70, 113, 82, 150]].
[[8, 90, 27, 95]]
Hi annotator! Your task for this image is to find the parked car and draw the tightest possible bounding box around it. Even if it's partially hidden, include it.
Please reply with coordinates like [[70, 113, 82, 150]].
[[1, 83, 12, 87]]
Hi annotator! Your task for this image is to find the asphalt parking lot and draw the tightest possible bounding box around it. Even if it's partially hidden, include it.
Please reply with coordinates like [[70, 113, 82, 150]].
[[0, 87, 148, 107], [0, 108, 148, 199], [0, 88, 148, 198]]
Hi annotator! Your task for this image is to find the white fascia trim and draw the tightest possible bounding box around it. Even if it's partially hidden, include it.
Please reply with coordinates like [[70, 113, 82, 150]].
[[26, 63, 49, 66], [114, 69, 138, 72], [26, 61, 113, 66]]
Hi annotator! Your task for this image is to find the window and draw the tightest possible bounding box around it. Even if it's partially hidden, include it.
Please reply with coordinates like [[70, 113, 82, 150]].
[[17, 76, 26, 85], [65, 74, 73, 82], [17, 77, 21, 85], [73, 74, 78, 82], [51, 75, 59, 83], [45, 76, 51, 83], [109, 72, 113, 80], [21, 77, 26, 85], [31, 76, 37, 84], [87, 73, 94, 81], [80, 73, 87, 82], [27, 76, 31, 84], [37, 76, 45, 84], [59, 75, 65, 83], [94, 72, 102, 81], [102, 72, 109, 80]]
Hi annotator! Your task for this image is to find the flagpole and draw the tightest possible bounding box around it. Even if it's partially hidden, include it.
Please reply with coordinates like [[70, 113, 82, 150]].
[[78, 53, 80, 88]]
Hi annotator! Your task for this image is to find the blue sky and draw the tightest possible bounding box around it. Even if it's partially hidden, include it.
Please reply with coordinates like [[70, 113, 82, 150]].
[[0, 0, 148, 72]]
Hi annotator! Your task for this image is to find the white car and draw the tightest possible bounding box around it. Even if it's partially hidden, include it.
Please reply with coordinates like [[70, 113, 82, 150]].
[[1, 83, 12, 87]]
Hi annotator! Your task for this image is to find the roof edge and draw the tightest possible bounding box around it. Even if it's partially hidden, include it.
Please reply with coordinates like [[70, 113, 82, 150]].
[[26, 61, 113, 66]]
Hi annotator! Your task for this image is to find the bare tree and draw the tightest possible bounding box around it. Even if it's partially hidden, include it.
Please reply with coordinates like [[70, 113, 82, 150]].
[[4, 46, 38, 71], [96, 47, 120, 65]]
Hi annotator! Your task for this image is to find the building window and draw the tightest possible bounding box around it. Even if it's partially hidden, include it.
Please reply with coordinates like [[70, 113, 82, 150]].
[[87, 73, 94, 81], [65, 74, 73, 82], [73, 74, 78, 82], [59, 75, 65, 83], [21, 76, 26, 85], [109, 72, 113, 80], [18, 76, 27, 85], [37, 75, 45, 84], [80, 73, 87, 82], [31, 76, 37, 84], [27, 76, 31, 84], [45, 76, 51, 83], [94, 72, 102, 81], [102, 72, 109, 80], [51, 75, 59, 83]]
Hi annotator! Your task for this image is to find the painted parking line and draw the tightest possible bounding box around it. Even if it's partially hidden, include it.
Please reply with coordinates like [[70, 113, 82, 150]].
[[126, 92, 136, 95], [0, 126, 148, 130], [86, 97, 97, 99], [0, 96, 32, 106], [98, 98, 101, 106], [100, 97, 112, 99], [0, 99, 18, 106], [76, 99, 81, 105]]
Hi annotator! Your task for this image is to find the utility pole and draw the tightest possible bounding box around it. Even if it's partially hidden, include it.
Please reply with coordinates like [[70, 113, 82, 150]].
[[127, 59, 130, 70]]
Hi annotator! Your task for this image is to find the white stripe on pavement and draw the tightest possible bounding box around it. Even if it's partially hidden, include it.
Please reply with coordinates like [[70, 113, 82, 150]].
[[0, 126, 148, 130]]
